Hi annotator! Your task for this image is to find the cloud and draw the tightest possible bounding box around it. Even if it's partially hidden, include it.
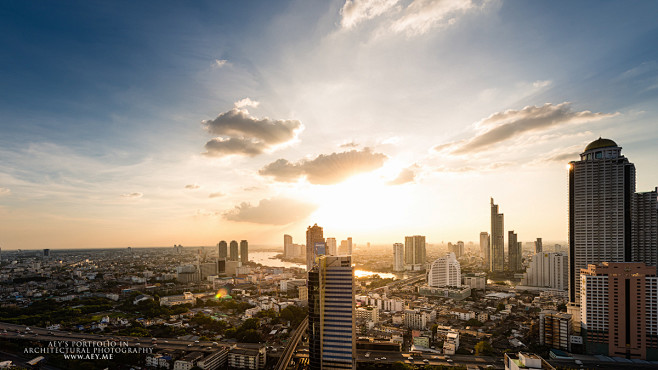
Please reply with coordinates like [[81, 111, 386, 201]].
[[209, 192, 225, 198], [434, 102, 619, 155], [120, 192, 143, 199], [340, 141, 359, 148], [259, 148, 388, 185], [533, 80, 552, 88], [202, 103, 304, 157], [213, 59, 229, 68], [391, 0, 487, 36], [341, 0, 400, 28], [223, 197, 317, 225], [388, 164, 419, 185], [0, 187, 10, 196], [234, 98, 260, 109], [185, 184, 200, 190]]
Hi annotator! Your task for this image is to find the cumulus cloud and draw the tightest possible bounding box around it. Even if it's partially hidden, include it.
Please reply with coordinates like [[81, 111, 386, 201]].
[[185, 184, 200, 190], [202, 102, 303, 157], [434, 102, 619, 155], [0, 187, 10, 196], [209, 192, 225, 198], [223, 197, 317, 225], [341, 0, 400, 28], [259, 148, 387, 185], [213, 59, 228, 68], [388, 164, 419, 185], [121, 192, 143, 199]]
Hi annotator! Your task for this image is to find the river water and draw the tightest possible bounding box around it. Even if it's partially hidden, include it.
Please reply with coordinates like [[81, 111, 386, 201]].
[[249, 251, 397, 279]]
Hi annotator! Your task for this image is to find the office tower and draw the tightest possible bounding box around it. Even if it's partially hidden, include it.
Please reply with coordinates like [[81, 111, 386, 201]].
[[347, 237, 353, 255], [284, 234, 293, 258], [580, 262, 658, 359], [217, 259, 226, 275], [308, 255, 355, 370], [448, 242, 464, 258], [199, 262, 217, 280], [404, 235, 426, 269], [240, 240, 248, 263], [508, 231, 521, 272], [325, 237, 337, 256], [535, 238, 543, 254], [229, 240, 239, 261], [427, 252, 461, 287], [633, 189, 658, 272], [539, 311, 573, 351], [490, 198, 505, 272], [306, 224, 324, 271], [393, 243, 405, 272], [43, 248, 50, 257], [480, 232, 490, 267], [218, 240, 227, 259], [521, 252, 568, 290], [568, 138, 635, 306]]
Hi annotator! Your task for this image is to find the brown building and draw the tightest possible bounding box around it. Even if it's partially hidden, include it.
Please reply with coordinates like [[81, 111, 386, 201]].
[[305, 223, 324, 271], [580, 262, 658, 359]]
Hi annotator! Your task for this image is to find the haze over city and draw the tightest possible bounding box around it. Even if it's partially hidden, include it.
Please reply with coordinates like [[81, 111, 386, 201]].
[[1, 1, 658, 249]]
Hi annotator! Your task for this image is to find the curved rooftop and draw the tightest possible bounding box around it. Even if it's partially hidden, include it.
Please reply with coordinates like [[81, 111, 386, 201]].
[[585, 137, 618, 152]]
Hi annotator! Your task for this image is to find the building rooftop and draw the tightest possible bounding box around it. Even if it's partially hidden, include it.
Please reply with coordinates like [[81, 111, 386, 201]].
[[584, 137, 617, 152]]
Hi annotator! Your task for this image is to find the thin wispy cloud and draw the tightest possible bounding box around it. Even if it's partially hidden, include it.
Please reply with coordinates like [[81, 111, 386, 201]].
[[0, 187, 11, 196], [120, 192, 143, 199], [208, 192, 225, 198], [434, 102, 619, 155], [202, 100, 304, 157], [259, 148, 387, 185], [223, 197, 317, 225], [387, 164, 419, 185], [184, 184, 200, 190], [341, 0, 399, 28]]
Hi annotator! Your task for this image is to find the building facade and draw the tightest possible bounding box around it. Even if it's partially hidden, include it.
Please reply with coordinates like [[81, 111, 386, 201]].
[[490, 198, 505, 272], [404, 235, 426, 269], [306, 224, 325, 271], [521, 252, 568, 290], [240, 240, 248, 264], [229, 240, 239, 261], [426, 252, 461, 287], [508, 231, 522, 272], [393, 243, 404, 272], [480, 232, 490, 268], [539, 310, 572, 351], [218, 240, 227, 259]]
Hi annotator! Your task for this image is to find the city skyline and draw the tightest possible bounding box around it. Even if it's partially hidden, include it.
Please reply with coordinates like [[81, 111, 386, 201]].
[[1, 1, 658, 249]]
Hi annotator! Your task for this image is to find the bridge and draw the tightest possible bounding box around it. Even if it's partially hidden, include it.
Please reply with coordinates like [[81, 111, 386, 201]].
[[274, 316, 308, 370]]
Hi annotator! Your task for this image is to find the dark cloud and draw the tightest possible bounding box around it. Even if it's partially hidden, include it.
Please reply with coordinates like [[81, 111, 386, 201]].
[[121, 192, 143, 198], [202, 105, 303, 157], [209, 192, 225, 198], [223, 197, 317, 225], [185, 184, 200, 190], [434, 103, 618, 155], [259, 148, 387, 185], [387, 165, 419, 185]]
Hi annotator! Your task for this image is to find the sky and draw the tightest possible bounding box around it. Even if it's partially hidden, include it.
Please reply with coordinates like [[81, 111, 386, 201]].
[[1, 0, 658, 250]]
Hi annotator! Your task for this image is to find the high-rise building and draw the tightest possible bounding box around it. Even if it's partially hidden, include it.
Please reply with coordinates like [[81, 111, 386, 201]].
[[448, 242, 464, 258], [393, 243, 404, 272], [347, 237, 353, 255], [405, 235, 426, 269], [632, 189, 658, 272], [508, 231, 521, 272], [521, 252, 568, 290], [480, 232, 490, 267], [490, 198, 505, 272], [326, 237, 337, 256], [240, 240, 248, 263], [229, 240, 239, 261], [218, 241, 227, 259], [308, 255, 355, 370], [338, 238, 353, 255], [427, 252, 461, 287], [199, 262, 217, 280], [580, 262, 658, 359], [43, 248, 50, 257], [535, 238, 543, 254], [306, 224, 325, 271], [568, 138, 636, 306], [283, 234, 293, 258], [539, 310, 573, 351]]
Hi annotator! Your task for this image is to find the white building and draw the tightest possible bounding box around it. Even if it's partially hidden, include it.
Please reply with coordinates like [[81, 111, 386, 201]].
[[521, 252, 568, 290], [539, 311, 572, 351], [325, 237, 337, 256], [393, 243, 404, 272], [356, 306, 379, 323], [443, 331, 459, 355], [228, 347, 266, 370], [462, 273, 486, 290], [427, 252, 461, 287], [404, 309, 427, 330]]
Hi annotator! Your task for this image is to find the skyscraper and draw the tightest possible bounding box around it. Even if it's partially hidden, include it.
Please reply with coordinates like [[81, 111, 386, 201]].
[[283, 234, 293, 258], [632, 189, 658, 272], [308, 255, 355, 370], [480, 232, 490, 267], [240, 240, 248, 263], [508, 231, 521, 272], [490, 198, 505, 272], [535, 238, 543, 254], [404, 235, 426, 269], [427, 252, 461, 287], [393, 243, 404, 272], [218, 240, 227, 259], [325, 237, 337, 256], [229, 240, 239, 261], [568, 138, 636, 305], [306, 224, 324, 271]]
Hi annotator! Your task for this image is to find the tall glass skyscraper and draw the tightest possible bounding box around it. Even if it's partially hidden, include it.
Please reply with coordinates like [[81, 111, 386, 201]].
[[490, 198, 505, 272], [308, 255, 355, 370]]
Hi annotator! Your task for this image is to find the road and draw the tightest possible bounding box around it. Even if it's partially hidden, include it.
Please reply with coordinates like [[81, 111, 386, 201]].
[[371, 274, 425, 292], [274, 316, 308, 370]]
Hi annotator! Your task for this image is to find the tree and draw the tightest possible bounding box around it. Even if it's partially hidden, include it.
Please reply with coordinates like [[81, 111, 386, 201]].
[[391, 362, 413, 370], [496, 302, 505, 311], [475, 340, 494, 356]]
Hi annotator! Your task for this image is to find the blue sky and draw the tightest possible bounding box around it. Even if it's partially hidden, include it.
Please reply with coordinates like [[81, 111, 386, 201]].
[[1, 0, 657, 249]]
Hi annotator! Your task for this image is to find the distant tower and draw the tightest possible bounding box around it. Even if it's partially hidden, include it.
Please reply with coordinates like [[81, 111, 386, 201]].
[[240, 240, 248, 263], [306, 224, 325, 271], [508, 231, 521, 272], [490, 198, 505, 272], [283, 234, 293, 258], [347, 237, 353, 255], [404, 235, 426, 269], [308, 255, 355, 369], [43, 249, 50, 257], [229, 240, 239, 261], [480, 232, 490, 267], [218, 241, 227, 259], [325, 237, 337, 256], [535, 238, 543, 254], [393, 243, 404, 272]]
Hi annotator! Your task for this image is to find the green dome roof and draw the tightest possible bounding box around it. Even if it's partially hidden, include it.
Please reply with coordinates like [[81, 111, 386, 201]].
[[585, 137, 617, 152]]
